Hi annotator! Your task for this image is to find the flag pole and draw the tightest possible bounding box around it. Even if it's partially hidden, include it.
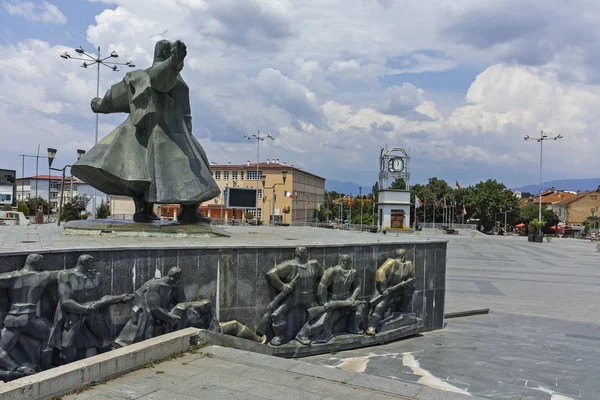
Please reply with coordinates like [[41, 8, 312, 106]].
[[423, 197, 426, 229], [433, 199, 435, 230], [413, 197, 417, 230]]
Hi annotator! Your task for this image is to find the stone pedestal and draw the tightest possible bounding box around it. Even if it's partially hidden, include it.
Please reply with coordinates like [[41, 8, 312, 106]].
[[63, 219, 229, 238]]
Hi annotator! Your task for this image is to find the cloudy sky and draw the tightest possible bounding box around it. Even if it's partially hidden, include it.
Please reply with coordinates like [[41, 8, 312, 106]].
[[1, 0, 599, 189]]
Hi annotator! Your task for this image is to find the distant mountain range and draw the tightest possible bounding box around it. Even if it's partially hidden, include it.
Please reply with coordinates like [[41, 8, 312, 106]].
[[513, 178, 600, 194], [325, 180, 366, 195]]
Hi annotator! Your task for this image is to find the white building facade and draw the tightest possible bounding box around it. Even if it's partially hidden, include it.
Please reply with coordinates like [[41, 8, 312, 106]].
[[15, 176, 106, 214]]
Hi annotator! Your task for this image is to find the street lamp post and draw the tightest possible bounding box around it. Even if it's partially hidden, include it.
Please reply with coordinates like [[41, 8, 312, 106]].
[[524, 131, 563, 227], [49, 149, 86, 226], [359, 186, 363, 232], [18, 149, 50, 220], [47, 148, 57, 222], [242, 131, 274, 223], [261, 170, 288, 225], [61, 46, 135, 219]]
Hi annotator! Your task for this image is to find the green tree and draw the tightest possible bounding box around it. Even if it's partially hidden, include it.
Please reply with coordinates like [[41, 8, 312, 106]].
[[26, 197, 50, 215], [518, 203, 559, 233], [390, 177, 406, 190], [463, 179, 520, 231], [61, 196, 90, 222], [1, 205, 12, 211], [96, 202, 111, 219], [17, 201, 29, 216]]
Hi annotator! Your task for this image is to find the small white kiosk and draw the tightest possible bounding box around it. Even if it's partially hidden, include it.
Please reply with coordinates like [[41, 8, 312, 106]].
[[377, 147, 412, 231]]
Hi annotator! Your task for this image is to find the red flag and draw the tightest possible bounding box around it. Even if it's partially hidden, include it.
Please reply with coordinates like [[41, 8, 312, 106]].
[[361, 196, 364, 207], [462, 204, 467, 216], [306, 192, 310, 204], [455, 181, 461, 189], [263, 195, 266, 203], [443, 197, 447, 207], [348, 196, 353, 207], [434, 199, 439, 208]]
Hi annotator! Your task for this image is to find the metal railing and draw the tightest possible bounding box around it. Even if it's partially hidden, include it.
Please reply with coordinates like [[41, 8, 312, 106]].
[[420, 223, 477, 230]]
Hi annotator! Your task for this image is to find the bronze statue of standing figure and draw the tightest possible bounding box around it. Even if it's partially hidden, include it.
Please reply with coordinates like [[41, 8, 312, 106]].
[[72, 40, 219, 224]]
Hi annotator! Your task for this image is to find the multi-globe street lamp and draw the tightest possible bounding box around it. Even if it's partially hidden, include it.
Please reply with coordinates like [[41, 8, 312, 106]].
[[60, 45, 135, 218], [524, 131, 563, 227]]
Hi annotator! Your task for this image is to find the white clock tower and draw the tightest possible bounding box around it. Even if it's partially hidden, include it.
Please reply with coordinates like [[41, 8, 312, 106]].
[[377, 146, 412, 231]]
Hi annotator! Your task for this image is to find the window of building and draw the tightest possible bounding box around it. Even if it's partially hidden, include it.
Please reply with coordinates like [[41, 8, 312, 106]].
[[223, 171, 229, 180], [50, 192, 58, 199], [247, 170, 262, 180], [50, 181, 60, 189], [232, 171, 238, 181], [257, 189, 262, 199], [240, 171, 244, 180], [249, 209, 262, 218], [214, 171, 221, 180]]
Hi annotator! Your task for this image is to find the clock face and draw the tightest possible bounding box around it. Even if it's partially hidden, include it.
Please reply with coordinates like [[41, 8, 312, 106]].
[[388, 157, 404, 172], [393, 157, 404, 172]]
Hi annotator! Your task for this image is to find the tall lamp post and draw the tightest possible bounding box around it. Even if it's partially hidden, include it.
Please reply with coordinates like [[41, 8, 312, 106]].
[[47, 148, 57, 222], [261, 170, 288, 225], [242, 131, 274, 223], [60, 45, 135, 219], [359, 186, 363, 232], [48, 149, 86, 226], [18, 147, 49, 219], [524, 131, 563, 226]]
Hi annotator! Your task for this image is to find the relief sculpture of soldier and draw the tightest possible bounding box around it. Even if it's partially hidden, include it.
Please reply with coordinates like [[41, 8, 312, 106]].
[[47, 255, 133, 364], [114, 267, 185, 347], [262, 247, 322, 346], [71, 39, 219, 223], [0, 254, 60, 379], [367, 249, 415, 335], [296, 254, 367, 345]]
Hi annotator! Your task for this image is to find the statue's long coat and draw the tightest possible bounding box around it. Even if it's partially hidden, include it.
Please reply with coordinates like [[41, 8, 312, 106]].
[[72, 59, 219, 204]]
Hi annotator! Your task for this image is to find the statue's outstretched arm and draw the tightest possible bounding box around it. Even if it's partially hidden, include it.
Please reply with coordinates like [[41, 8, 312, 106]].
[[91, 80, 130, 114]]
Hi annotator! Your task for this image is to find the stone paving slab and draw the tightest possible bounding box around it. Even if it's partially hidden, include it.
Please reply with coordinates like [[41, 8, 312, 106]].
[[63, 346, 480, 400]]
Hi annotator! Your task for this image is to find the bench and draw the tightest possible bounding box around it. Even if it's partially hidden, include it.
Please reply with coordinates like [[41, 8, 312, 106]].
[[443, 228, 458, 234]]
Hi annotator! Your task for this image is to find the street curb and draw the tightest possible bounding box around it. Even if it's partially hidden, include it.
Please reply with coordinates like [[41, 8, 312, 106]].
[[0, 328, 201, 400]]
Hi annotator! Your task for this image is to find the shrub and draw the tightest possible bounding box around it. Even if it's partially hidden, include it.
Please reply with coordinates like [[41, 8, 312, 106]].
[[96, 202, 111, 219]]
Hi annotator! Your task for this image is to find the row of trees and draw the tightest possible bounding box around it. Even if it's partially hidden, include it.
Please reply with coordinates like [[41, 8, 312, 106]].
[[10, 196, 110, 222], [318, 177, 560, 232]]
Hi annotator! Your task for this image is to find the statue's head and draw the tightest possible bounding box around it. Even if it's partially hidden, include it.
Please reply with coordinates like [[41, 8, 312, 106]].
[[295, 246, 308, 263], [167, 266, 182, 284], [395, 249, 406, 262], [25, 253, 44, 271], [153, 40, 173, 62], [77, 255, 96, 273], [339, 254, 352, 270]]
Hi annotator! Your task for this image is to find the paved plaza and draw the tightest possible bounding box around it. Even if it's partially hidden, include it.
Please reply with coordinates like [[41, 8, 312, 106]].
[[2, 226, 598, 399], [307, 234, 600, 399]]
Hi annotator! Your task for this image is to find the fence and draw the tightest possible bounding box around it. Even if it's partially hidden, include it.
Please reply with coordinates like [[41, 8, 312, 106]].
[[420, 223, 477, 230]]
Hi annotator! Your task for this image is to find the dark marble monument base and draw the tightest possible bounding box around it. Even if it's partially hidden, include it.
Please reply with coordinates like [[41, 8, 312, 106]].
[[197, 314, 422, 358], [63, 219, 230, 238]]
